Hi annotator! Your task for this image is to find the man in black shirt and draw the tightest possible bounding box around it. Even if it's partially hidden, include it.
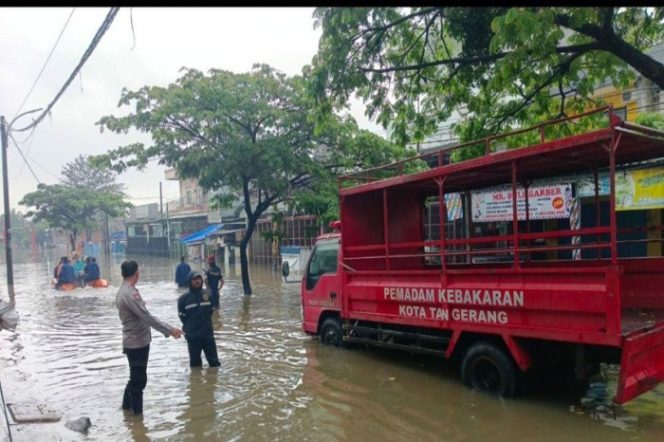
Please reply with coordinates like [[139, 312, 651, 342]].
[[204, 255, 224, 310], [177, 271, 221, 368]]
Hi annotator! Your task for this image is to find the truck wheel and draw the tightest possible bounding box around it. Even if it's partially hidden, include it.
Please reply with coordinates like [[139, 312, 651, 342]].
[[461, 342, 518, 397], [319, 317, 343, 347]]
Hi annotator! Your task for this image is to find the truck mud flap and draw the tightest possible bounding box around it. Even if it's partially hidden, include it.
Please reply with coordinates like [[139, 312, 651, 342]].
[[615, 322, 664, 405]]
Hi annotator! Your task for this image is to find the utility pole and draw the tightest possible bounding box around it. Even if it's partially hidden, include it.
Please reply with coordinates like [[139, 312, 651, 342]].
[[102, 211, 111, 259], [166, 202, 171, 256], [1, 117, 15, 307], [159, 181, 163, 216]]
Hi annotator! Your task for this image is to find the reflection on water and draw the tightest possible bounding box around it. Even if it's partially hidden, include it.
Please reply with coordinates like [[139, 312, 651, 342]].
[[0, 254, 663, 441]]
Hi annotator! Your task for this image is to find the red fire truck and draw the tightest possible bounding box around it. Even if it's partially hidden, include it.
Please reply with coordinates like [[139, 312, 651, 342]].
[[283, 106, 664, 404]]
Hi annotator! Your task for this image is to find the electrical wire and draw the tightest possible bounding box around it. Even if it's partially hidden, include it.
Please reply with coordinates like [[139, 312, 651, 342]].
[[9, 134, 47, 186], [13, 8, 76, 120], [9, 134, 84, 227], [13, 7, 120, 133]]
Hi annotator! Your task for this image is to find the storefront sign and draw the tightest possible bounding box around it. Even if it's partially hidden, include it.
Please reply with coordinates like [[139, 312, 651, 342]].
[[616, 166, 664, 211], [471, 184, 572, 222], [578, 173, 610, 198], [445, 193, 463, 221]]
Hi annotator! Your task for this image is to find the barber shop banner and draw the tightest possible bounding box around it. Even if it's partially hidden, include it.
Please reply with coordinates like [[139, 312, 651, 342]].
[[471, 184, 571, 222]]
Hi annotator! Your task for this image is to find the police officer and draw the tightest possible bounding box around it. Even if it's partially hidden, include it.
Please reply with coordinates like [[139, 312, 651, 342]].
[[204, 255, 224, 309], [177, 271, 221, 368], [116, 260, 182, 415]]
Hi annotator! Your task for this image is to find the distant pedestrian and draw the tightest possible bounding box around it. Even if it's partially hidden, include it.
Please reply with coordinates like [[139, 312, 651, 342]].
[[116, 260, 182, 415], [178, 271, 221, 368], [175, 256, 191, 288], [204, 255, 223, 310]]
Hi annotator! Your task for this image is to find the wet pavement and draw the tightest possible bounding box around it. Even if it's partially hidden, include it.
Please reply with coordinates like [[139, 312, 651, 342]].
[[0, 254, 663, 441]]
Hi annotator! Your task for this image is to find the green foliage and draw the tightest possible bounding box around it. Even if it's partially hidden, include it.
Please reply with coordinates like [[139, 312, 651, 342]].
[[449, 102, 610, 162], [61, 154, 124, 193], [0, 210, 45, 252], [19, 155, 130, 250], [19, 183, 130, 249], [91, 64, 412, 293], [311, 7, 664, 146], [635, 111, 664, 130], [292, 122, 415, 224]]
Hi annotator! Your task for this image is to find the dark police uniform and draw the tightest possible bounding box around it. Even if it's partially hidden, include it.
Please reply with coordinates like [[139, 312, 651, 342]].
[[177, 271, 221, 367], [205, 262, 223, 309]]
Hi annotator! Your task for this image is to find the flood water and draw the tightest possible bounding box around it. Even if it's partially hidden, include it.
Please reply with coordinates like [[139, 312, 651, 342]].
[[1, 253, 664, 441]]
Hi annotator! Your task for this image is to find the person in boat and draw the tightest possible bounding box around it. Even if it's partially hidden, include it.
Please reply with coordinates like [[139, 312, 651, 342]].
[[53, 256, 67, 279], [84, 257, 101, 285], [73, 255, 86, 287], [55, 257, 76, 290], [175, 256, 191, 289]]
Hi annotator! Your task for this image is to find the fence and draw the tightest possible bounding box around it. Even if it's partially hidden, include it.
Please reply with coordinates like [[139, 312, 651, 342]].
[[126, 235, 185, 258], [251, 215, 320, 264]]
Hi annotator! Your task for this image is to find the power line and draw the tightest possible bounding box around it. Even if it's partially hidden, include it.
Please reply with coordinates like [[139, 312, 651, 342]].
[[11, 126, 38, 180], [23, 152, 61, 182], [9, 134, 83, 226], [9, 134, 45, 186], [13, 7, 120, 133], [13, 8, 76, 120]]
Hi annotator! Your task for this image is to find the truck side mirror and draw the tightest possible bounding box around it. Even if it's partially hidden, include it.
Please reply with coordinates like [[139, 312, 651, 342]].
[[282, 261, 290, 278]]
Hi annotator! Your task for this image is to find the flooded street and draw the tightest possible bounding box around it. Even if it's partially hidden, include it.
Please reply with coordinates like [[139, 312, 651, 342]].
[[1, 254, 663, 441]]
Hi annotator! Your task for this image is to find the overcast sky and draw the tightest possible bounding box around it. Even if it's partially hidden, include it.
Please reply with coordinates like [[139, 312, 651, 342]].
[[0, 7, 384, 211]]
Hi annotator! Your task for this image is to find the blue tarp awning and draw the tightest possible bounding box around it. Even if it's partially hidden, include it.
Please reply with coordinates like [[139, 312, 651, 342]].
[[179, 224, 222, 245]]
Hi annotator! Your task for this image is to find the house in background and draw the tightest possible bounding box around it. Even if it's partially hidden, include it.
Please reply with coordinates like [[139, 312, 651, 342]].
[[590, 42, 664, 121]]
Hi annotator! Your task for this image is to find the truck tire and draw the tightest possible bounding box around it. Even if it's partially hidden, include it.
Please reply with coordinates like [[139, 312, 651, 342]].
[[461, 342, 518, 397], [319, 317, 343, 347]]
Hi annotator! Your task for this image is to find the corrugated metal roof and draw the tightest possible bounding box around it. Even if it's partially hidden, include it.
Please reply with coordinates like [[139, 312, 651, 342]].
[[179, 224, 222, 245]]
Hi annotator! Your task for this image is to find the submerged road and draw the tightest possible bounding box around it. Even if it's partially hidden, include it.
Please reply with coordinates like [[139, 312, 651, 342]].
[[0, 255, 663, 441]]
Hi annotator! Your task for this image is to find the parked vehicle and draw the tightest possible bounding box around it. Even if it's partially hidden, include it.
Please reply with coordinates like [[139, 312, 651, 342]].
[[285, 107, 664, 404]]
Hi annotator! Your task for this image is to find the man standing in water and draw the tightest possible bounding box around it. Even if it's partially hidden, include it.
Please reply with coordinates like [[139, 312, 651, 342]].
[[175, 256, 191, 289], [204, 255, 224, 310], [116, 260, 183, 415], [178, 271, 221, 368]]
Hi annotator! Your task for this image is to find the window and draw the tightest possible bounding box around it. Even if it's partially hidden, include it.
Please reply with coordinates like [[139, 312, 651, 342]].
[[305, 239, 339, 290]]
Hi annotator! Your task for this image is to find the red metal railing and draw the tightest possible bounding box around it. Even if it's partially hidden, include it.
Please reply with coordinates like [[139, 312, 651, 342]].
[[339, 106, 613, 189], [341, 223, 664, 271]]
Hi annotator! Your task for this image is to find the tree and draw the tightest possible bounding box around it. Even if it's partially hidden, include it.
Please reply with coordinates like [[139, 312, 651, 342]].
[[310, 7, 664, 144], [91, 64, 412, 295], [61, 154, 126, 242], [20, 156, 130, 252], [0, 210, 46, 253], [19, 184, 130, 252], [61, 154, 124, 193], [292, 125, 421, 225]]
